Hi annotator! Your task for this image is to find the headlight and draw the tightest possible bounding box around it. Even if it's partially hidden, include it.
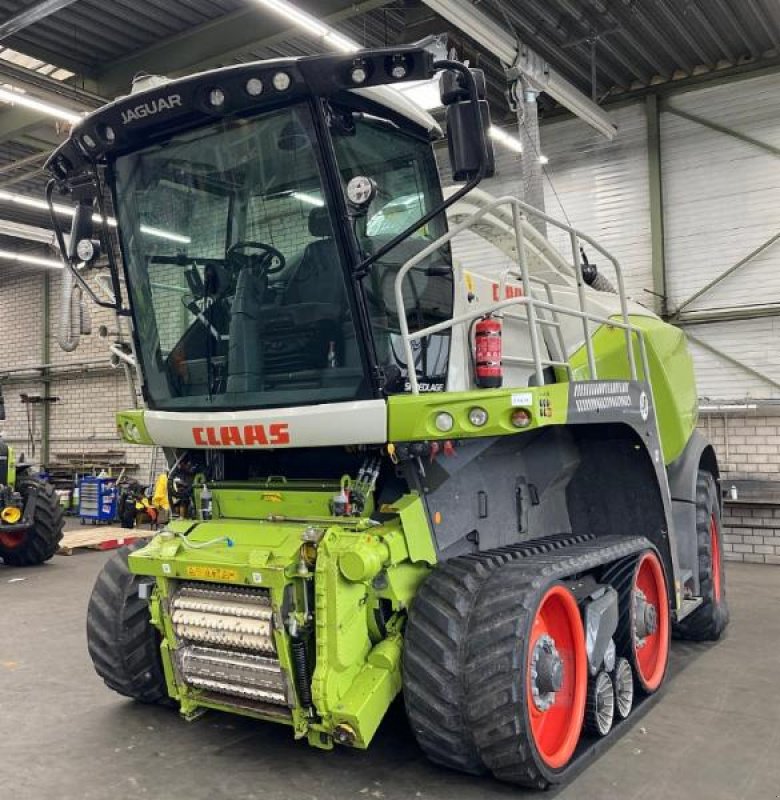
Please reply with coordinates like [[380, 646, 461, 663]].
[[468, 407, 488, 427], [434, 412, 454, 432], [272, 72, 291, 91]]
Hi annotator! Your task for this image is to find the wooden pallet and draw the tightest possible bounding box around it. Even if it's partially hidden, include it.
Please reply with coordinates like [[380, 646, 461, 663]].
[[57, 526, 156, 555]]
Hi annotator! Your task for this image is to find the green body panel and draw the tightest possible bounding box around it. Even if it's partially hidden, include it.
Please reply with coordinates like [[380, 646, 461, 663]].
[[127, 483, 435, 749], [116, 409, 154, 445], [567, 315, 698, 463], [6, 445, 15, 487], [387, 384, 569, 442]]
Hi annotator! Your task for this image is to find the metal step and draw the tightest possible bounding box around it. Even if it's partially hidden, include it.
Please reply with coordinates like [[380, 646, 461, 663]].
[[675, 596, 704, 622]]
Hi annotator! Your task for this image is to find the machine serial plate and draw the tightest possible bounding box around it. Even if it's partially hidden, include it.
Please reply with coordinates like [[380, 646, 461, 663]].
[[185, 566, 239, 581]]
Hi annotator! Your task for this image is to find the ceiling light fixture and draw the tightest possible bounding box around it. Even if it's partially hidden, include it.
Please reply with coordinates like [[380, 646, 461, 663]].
[[0, 248, 62, 269], [489, 126, 523, 153], [0, 191, 196, 244], [0, 85, 83, 125], [253, 0, 359, 53], [291, 191, 324, 207], [140, 225, 191, 244]]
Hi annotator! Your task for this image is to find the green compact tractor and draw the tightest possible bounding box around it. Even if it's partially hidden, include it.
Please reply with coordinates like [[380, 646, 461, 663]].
[[45, 43, 728, 788], [0, 390, 64, 565]]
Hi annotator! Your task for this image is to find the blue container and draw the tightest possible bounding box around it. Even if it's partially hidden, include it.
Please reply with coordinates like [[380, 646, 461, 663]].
[[78, 477, 118, 523]]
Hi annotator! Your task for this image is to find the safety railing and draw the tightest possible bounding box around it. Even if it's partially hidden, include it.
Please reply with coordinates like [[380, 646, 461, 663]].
[[394, 194, 650, 394]]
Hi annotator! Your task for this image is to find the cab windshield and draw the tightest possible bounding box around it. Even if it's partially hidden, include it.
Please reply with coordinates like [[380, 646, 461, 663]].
[[114, 101, 452, 410]]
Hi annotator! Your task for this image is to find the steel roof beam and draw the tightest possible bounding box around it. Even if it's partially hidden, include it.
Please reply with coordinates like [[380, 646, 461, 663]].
[[685, 331, 780, 393], [518, 0, 631, 87], [683, 2, 736, 63], [707, 0, 764, 57], [654, 0, 716, 68], [584, 0, 671, 77], [665, 106, 780, 158], [0, 108, 51, 145], [745, 0, 780, 51], [0, 0, 81, 40], [671, 231, 780, 318], [549, 0, 654, 85], [422, 0, 617, 139], [93, 0, 393, 98]]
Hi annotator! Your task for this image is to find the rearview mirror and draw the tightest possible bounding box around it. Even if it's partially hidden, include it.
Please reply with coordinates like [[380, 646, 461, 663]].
[[441, 68, 495, 182]]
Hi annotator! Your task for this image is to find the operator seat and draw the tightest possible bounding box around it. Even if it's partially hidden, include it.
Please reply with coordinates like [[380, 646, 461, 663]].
[[283, 206, 343, 306]]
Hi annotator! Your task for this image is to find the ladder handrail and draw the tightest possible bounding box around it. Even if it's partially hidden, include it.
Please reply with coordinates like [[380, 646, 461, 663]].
[[394, 193, 642, 394]]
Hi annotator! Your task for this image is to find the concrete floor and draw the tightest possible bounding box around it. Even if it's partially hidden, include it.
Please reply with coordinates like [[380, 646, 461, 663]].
[[1, 553, 778, 800]]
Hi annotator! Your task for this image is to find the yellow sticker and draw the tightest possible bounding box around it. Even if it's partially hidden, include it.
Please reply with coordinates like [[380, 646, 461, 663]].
[[464, 271, 476, 294], [185, 565, 239, 582], [261, 493, 283, 503]]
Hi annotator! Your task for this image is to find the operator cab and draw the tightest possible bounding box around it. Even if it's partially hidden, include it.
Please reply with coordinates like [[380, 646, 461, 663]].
[[45, 46, 495, 413], [111, 93, 454, 410]]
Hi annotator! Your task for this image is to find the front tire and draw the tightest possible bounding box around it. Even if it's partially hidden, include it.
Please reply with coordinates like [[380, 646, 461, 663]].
[[0, 478, 64, 566], [86, 543, 168, 703], [674, 471, 729, 641]]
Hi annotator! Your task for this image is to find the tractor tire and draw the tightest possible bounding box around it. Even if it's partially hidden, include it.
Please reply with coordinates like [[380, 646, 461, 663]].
[[0, 478, 64, 566], [86, 542, 168, 703], [674, 471, 729, 641], [403, 557, 496, 775], [463, 566, 588, 789]]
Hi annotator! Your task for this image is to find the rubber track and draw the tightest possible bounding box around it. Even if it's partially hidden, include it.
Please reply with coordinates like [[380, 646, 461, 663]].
[[404, 533, 650, 783], [461, 536, 652, 788], [403, 533, 593, 774], [86, 543, 168, 703], [599, 555, 639, 681], [0, 479, 64, 566], [674, 471, 730, 641]]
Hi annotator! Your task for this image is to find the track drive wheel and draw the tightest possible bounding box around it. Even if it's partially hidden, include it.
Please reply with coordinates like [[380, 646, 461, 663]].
[[86, 542, 168, 703], [605, 550, 670, 695], [464, 566, 588, 789], [674, 471, 729, 641], [0, 478, 64, 566]]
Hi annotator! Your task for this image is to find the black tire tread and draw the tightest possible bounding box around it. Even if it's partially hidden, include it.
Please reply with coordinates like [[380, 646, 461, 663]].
[[674, 470, 730, 641], [403, 533, 600, 775], [86, 542, 167, 703], [0, 478, 64, 566], [461, 537, 652, 788], [403, 556, 495, 774]]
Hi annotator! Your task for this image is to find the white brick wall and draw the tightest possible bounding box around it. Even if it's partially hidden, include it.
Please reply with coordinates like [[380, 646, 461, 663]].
[[697, 411, 780, 563], [0, 264, 153, 478]]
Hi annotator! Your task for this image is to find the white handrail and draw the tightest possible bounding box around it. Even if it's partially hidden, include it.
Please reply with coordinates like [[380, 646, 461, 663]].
[[394, 194, 643, 394]]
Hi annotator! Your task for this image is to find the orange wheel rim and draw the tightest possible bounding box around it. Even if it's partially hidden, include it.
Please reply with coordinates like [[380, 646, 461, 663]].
[[710, 514, 722, 603], [633, 552, 670, 692], [526, 584, 587, 769]]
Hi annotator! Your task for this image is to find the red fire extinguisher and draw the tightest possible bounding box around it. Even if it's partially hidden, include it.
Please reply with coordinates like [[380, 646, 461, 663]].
[[474, 315, 502, 388]]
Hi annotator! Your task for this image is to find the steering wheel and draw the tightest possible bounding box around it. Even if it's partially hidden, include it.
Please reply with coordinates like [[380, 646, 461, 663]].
[[226, 241, 286, 275]]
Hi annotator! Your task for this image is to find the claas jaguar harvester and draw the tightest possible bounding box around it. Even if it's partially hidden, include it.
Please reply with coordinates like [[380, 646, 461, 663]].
[[45, 42, 729, 788]]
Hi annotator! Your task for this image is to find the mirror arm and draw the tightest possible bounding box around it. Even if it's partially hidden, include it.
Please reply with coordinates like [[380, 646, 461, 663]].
[[352, 60, 486, 278], [46, 179, 123, 312], [93, 168, 125, 311]]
